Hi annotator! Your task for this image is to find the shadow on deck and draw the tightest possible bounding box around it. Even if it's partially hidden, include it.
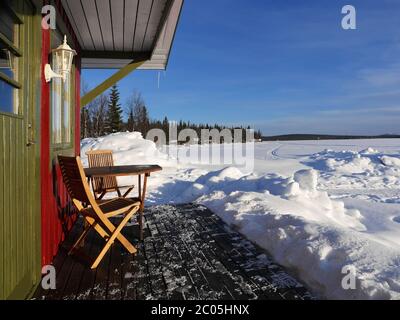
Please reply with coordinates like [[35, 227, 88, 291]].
[[34, 204, 313, 300]]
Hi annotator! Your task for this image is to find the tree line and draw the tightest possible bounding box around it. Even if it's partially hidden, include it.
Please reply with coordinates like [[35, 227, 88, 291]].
[[81, 84, 263, 142]]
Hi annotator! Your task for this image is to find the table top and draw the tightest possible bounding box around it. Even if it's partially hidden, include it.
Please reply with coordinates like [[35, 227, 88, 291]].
[[84, 165, 162, 177]]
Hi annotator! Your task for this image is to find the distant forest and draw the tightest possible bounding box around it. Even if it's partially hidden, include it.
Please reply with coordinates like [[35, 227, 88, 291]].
[[262, 134, 400, 141], [80, 84, 263, 142]]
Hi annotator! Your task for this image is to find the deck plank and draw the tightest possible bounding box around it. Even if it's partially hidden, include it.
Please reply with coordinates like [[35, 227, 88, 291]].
[[33, 204, 313, 300], [73, 226, 100, 299], [163, 207, 253, 299], [40, 223, 82, 300], [62, 221, 96, 299], [145, 210, 200, 300]]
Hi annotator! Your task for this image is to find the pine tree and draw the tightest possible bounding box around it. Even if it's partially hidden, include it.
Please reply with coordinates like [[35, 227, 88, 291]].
[[106, 84, 123, 133]]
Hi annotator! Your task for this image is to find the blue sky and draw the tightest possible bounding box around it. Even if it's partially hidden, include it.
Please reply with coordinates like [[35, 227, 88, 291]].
[[83, 0, 400, 136]]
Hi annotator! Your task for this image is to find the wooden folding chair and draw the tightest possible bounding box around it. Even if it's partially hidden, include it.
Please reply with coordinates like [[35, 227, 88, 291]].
[[58, 155, 141, 269], [86, 150, 135, 200]]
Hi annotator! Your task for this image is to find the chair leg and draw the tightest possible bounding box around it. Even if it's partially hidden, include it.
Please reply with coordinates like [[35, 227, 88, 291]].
[[85, 216, 110, 239], [91, 208, 138, 269], [115, 208, 139, 253], [93, 221, 136, 253], [91, 239, 114, 269], [122, 187, 134, 198], [98, 211, 138, 253], [98, 191, 106, 200], [69, 223, 92, 255]]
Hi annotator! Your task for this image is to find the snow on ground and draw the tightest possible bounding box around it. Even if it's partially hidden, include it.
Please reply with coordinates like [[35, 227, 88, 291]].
[[81, 133, 400, 299]]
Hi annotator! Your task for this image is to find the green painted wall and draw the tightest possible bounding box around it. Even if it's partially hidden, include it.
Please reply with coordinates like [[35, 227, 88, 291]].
[[0, 0, 41, 300]]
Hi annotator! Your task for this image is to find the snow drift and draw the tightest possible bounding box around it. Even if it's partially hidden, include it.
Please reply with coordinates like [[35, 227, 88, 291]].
[[81, 132, 400, 299], [81, 132, 172, 167]]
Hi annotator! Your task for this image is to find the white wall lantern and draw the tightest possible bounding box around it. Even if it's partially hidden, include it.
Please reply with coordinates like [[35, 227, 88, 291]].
[[45, 35, 76, 83]]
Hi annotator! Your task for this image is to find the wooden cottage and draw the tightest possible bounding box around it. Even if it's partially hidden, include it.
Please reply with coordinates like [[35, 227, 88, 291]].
[[0, 0, 183, 299]]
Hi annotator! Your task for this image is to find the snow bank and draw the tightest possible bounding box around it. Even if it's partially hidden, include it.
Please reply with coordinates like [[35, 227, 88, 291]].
[[81, 132, 172, 167], [189, 169, 400, 299], [80, 133, 400, 299], [381, 156, 400, 168], [305, 149, 400, 190], [165, 165, 399, 299]]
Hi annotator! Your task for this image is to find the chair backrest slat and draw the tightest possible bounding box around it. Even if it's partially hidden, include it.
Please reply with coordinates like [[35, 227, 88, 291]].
[[86, 150, 119, 193], [58, 155, 113, 229], [58, 156, 90, 204]]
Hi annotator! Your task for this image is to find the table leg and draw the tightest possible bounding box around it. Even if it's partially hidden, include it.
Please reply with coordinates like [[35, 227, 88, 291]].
[[138, 174, 142, 200], [139, 173, 149, 241], [141, 174, 148, 210], [137, 174, 143, 240]]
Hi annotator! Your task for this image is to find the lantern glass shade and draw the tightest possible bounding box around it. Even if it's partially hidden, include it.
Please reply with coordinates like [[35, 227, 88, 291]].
[[52, 36, 76, 81]]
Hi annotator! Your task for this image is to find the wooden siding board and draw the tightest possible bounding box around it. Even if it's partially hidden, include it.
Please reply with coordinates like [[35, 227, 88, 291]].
[[28, 7, 41, 295], [41, 7, 77, 267], [3, 103, 28, 299], [21, 3, 29, 283], [0, 116, 4, 299], [11, 118, 16, 296], [9, 118, 14, 293], [64, 0, 95, 50], [18, 121, 24, 291], [141, 0, 166, 51], [12, 120, 18, 293], [40, 14, 51, 268], [149, 0, 183, 68], [70, 0, 183, 70], [19, 122, 25, 289], [18, 0, 25, 289], [17, 121, 24, 285], [61, 0, 86, 50], [110, 0, 124, 51], [133, 0, 153, 52], [123, 0, 138, 51], [95, 0, 114, 51], [75, 58, 81, 155], [4, 117, 11, 296], [20, 121, 26, 289], [19, 0, 27, 282], [39, 0, 79, 269], [0, 0, 42, 300], [81, 0, 105, 51]]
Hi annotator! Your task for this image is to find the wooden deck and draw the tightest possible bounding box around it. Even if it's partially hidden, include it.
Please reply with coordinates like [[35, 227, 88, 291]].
[[33, 204, 313, 300]]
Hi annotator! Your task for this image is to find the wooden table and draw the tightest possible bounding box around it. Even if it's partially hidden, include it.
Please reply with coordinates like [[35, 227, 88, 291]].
[[84, 165, 162, 240]]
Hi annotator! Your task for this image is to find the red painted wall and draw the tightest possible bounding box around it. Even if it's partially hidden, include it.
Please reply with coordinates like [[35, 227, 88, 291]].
[[75, 58, 81, 154], [40, 21, 51, 266], [40, 1, 81, 266]]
